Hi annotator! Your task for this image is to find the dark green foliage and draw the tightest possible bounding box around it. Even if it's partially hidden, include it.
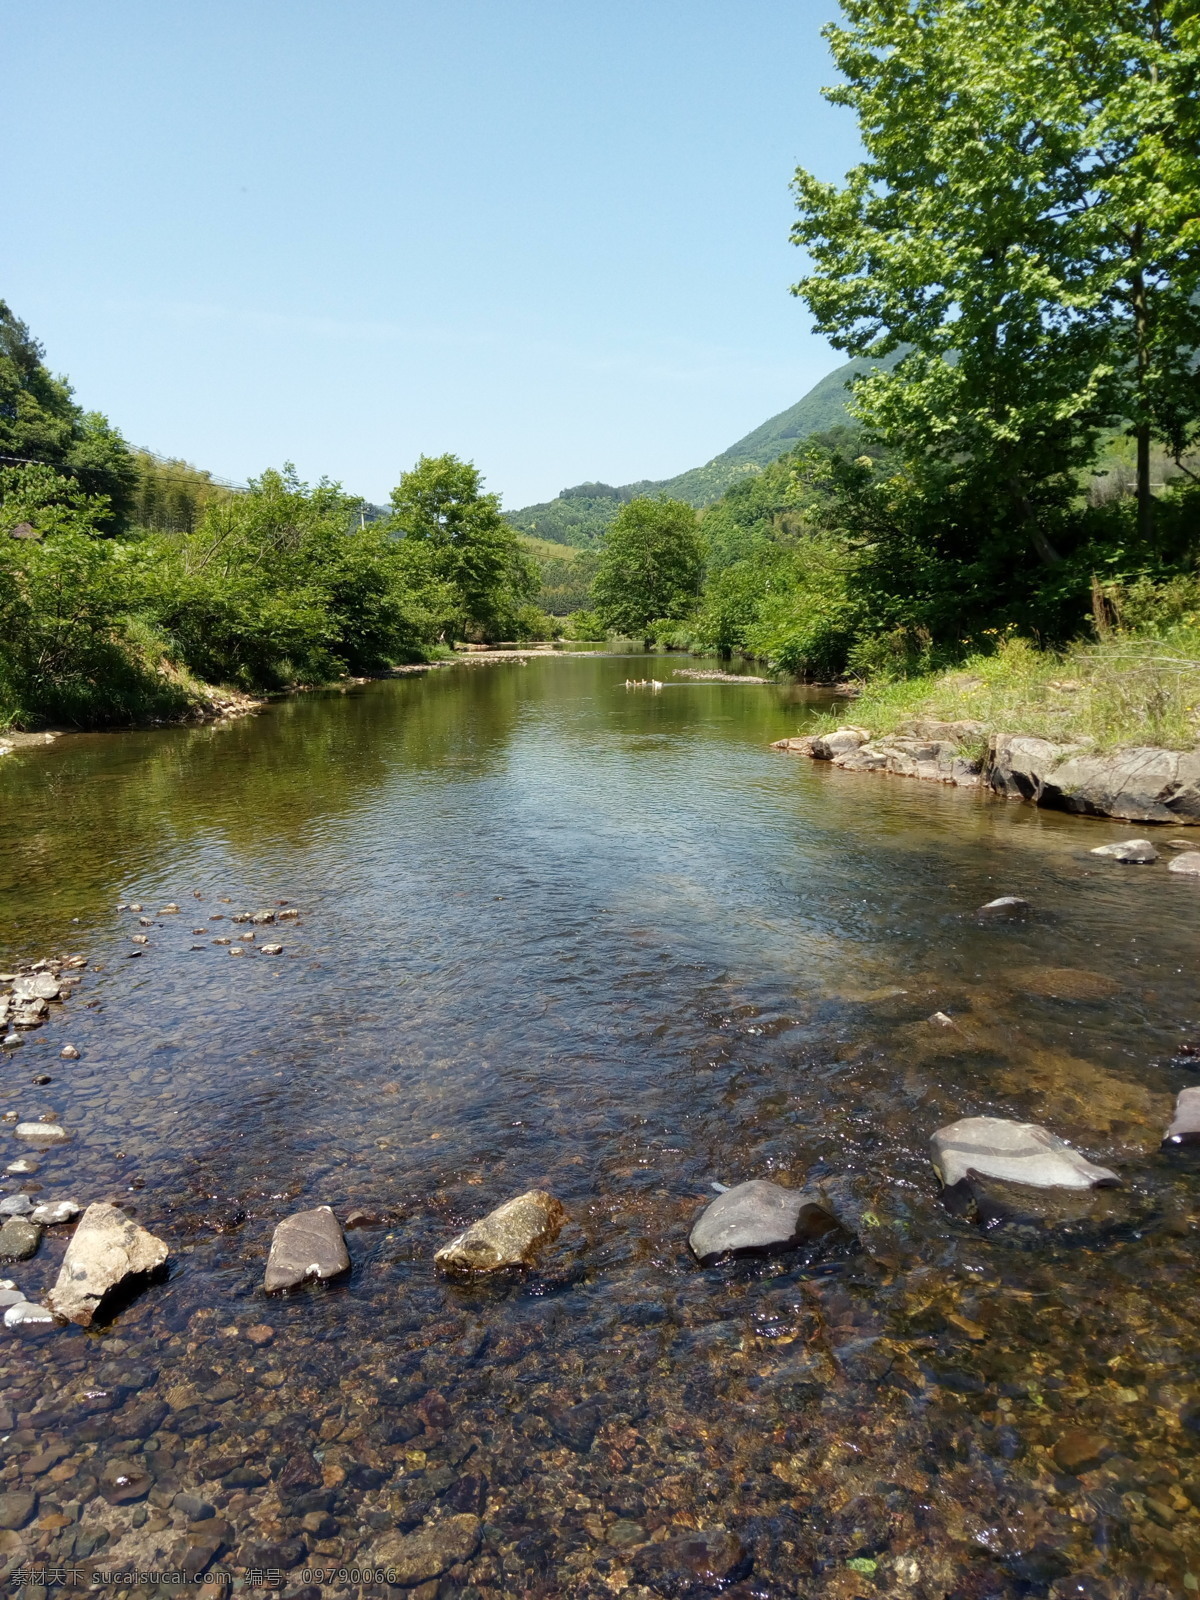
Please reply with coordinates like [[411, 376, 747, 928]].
[[132, 452, 231, 534], [528, 543, 599, 616], [0, 301, 137, 533], [592, 498, 705, 639], [387, 454, 536, 642]]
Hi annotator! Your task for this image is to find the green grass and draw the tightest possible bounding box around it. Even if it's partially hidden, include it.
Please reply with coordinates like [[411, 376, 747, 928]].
[[815, 632, 1200, 753]]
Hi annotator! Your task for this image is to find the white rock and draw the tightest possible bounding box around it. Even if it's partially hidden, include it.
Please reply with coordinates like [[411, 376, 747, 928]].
[[31, 1201, 79, 1225], [0, 1196, 32, 1217], [46, 1202, 169, 1326], [931, 1117, 1119, 1190], [1089, 839, 1158, 863], [1167, 852, 1200, 876], [4, 1301, 54, 1328], [14, 1123, 67, 1143], [0, 1290, 24, 1306], [5, 1161, 36, 1177]]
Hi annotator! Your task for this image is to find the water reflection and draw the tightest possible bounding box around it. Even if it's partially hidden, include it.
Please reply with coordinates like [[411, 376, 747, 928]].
[[0, 654, 1197, 1594]]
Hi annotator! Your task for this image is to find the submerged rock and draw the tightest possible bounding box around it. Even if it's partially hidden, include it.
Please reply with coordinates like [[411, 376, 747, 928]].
[[1163, 1087, 1200, 1148], [371, 1513, 482, 1583], [688, 1179, 843, 1266], [631, 1528, 752, 1593], [31, 1200, 80, 1225], [978, 896, 1031, 916], [15, 1121, 67, 1142], [931, 1117, 1119, 1190], [0, 1195, 32, 1217], [1168, 852, 1200, 877], [46, 1201, 169, 1326], [4, 1301, 54, 1329], [1090, 838, 1158, 863], [1052, 1429, 1112, 1476], [436, 1189, 565, 1272], [0, 1218, 40, 1259], [949, 1172, 1151, 1237], [263, 1205, 350, 1292]]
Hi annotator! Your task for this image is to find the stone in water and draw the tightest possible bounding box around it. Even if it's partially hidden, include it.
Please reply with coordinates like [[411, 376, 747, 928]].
[[1168, 852, 1200, 876], [1163, 1087, 1200, 1148], [689, 1179, 842, 1266], [1089, 839, 1158, 863], [2, 1301, 49, 1329], [31, 1200, 79, 1225], [263, 1206, 350, 1292], [371, 1514, 481, 1584], [15, 1122, 67, 1142], [978, 896, 1030, 916], [0, 1219, 40, 1259], [931, 1117, 1118, 1191], [436, 1189, 565, 1272], [46, 1201, 169, 1326]]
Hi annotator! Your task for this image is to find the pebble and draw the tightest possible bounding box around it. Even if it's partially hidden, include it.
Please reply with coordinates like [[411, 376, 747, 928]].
[[60, 1045, 79, 1060], [0, 1490, 37, 1528], [5, 1160, 36, 1176], [264, 1206, 350, 1292], [15, 1122, 67, 1142], [1090, 838, 1158, 863], [436, 1190, 566, 1272], [978, 895, 1030, 916], [261, 944, 283, 955], [244, 1323, 275, 1345], [31, 1200, 80, 1225], [0, 1219, 41, 1259], [1168, 853, 1200, 876], [1052, 1429, 1111, 1475], [0, 1195, 33, 1217], [1, 1035, 21, 1049], [371, 1514, 482, 1584], [3, 1300, 53, 1328], [631, 1528, 751, 1590], [689, 1179, 843, 1265]]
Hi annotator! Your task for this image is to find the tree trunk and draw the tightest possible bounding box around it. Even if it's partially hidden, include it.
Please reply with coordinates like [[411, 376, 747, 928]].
[[1136, 421, 1153, 546]]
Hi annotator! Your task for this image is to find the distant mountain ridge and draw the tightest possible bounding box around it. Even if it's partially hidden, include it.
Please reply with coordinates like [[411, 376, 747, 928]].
[[506, 355, 886, 548]]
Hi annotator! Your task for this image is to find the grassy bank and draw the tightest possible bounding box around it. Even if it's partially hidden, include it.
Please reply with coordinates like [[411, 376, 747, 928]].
[[814, 632, 1200, 754]]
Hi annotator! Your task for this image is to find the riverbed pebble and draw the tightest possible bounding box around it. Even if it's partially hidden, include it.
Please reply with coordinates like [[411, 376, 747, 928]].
[[263, 1206, 350, 1292], [689, 1179, 843, 1265], [5, 1160, 36, 1176], [0, 1195, 33, 1217], [930, 1116, 1119, 1190], [978, 895, 1031, 916], [435, 1189, 566, 1272], [15, 1122, 67, 1142], [59, 1044, 79, 1059], [30, 1200, 80, 1225], [1090, 838, 1158, 862], [1163, 1087, 1200, 1147], [1, 1035, 21, 1049], [1168, 852, 1200, 876], [371, 1513, 482, 1583], [1052, 1429, 1112, 1475], [261, 943, 282, 955], [0, 1219, 40, 1259]]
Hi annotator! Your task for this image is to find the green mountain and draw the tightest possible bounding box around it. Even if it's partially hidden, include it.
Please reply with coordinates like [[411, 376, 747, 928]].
[[506, 355, 887, 547]]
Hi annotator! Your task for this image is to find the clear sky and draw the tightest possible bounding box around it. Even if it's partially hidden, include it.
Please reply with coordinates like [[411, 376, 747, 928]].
[[4, 2, 858, 509]]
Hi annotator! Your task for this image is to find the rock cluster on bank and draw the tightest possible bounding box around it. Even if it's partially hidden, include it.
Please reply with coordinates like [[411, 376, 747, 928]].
[[773, 722, 1200, 825], [0, 955, 87, 1047]]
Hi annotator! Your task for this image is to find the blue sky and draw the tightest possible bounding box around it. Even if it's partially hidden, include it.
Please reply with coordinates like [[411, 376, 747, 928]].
[[4, 2, 858, 508]]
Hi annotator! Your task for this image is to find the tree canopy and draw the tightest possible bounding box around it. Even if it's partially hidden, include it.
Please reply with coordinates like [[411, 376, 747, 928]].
[[591, 497, 705, 638]]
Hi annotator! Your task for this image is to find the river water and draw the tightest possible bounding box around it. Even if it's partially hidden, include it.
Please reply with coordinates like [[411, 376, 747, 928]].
[[0, 650, 1198, 1598]]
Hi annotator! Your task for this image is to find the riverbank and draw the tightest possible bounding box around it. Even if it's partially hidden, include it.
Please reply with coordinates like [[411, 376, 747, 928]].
[[774, 634, 1200, 825]]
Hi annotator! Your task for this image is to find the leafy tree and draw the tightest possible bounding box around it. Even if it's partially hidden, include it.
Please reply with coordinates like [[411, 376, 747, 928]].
[[591, 497, 705, 638], [387, 454, 535, 641], [791, 0, 1200, 562], [0, 301, 137, 532]]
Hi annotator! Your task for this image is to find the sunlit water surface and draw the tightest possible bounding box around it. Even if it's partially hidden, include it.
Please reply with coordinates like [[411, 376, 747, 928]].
[[0, 651, 1198, 1598]]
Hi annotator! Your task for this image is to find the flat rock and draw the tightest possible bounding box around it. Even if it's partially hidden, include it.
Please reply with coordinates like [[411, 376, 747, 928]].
[[435, 1189, 565, 1272], [1052, 1429, 1111, 1475], [631, 1528, 751, 1594], [15, 1122, 67, 1142], [810, 726, 871, 760], [4, 1301, 53, 1328], [978, 896, 1030, 916], [946, 1172, 1151, 1237], [1168, 852, 1200, 876], [46, 1201, 169, 1326], [0, 1491, 36, 1529], [12, 974, 61, 1002], [371, 1513, 481, 1583], [0, 1195, 32, 1217], [931, 1117, 1119, 1191], [0, 1219, 40, 1260], [1163, 1087, 1200, 1148], [31, 1200, 80, 1225], [688, 1179, 843, 1265], [1090, 839, 1158, 863], [1043, 747, 1200, 823], [263, 1206, 350, 1292], [771, 735, 816, 755]]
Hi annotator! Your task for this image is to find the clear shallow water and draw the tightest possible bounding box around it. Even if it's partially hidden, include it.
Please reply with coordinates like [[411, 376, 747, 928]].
[[0, 652, 1198, 1597]]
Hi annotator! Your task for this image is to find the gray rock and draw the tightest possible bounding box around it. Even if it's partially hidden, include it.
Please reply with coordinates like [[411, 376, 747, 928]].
[[4, 1300, 53, 1328], [931, 1117, 1119, 1191], [0, 1289, 24, 1306], [12, 974, 61, 1002], [0, 1490, 37, 1528], [1163, 1087, 1200, 1148], [1, 1035, 21, 1049], [810, 726, 871, 760], [5, 1159, 36, 1176], [435, 1190, 566, 1272], [371, 1513, 482, 1584], [15, 1121, 67, 1142], [0, 1219, 40, 1260], [688, 1179, 843, 1265], [46, 1202, 169, 1326], [978, 896, 1031, 916], [1090, 838, 1158, 863], [250, 909, 276, 924], [987, 736, 1200, 823], [986, 734, 1082, 800], [0, 1195, 32, 1217], [263, 1206, 350, 1292], [632, 1528, 751, 1591], [31, 1200, 80, 1225], [1168, 852, 1200, 876]]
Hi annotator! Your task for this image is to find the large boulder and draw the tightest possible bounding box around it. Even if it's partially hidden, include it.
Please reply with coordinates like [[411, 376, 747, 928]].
[[47, 1202, 169, 1326], [986, 735, 1081, 801], [1090, 838, 1158, 863], [1163, 1087, 1200, 1148], [930, 1117, 1118, 1191], [435, 1190, 565, 1272], [688, 1179, 842, 1266], [1042, 747, 1200, 823], [1168, 852, 1200, 877], [263, 1206, 350, 1293], [809, 727, 871, 760]]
